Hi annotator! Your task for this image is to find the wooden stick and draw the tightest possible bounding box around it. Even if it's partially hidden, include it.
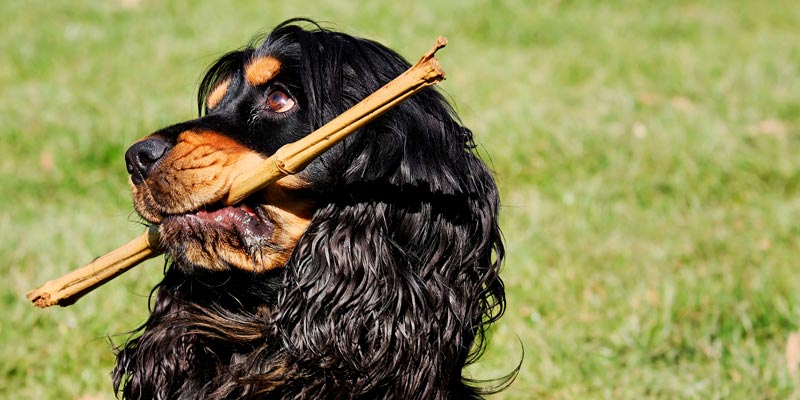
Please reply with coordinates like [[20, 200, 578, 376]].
[[27, 226, 161, 308], [27, 37, 448, 308]]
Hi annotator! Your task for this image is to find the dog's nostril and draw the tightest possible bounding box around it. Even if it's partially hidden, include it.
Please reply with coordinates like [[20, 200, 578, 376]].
[[125, 138, 172, 184]]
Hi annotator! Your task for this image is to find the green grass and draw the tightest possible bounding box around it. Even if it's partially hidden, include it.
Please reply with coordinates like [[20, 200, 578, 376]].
[[3, 0, 800, 398]]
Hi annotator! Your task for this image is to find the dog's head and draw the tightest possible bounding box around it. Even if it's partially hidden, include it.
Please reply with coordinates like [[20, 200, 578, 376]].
[[125, 21, 488, 275], [118, 19, 507, 398], [124, 23, 400, 273]]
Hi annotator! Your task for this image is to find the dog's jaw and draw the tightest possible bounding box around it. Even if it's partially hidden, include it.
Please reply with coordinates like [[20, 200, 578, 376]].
[[157, 203, 273, 272]]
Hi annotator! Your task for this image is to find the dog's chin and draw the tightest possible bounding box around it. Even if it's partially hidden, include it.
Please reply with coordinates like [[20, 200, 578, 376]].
[[155, 203, 285, 273]]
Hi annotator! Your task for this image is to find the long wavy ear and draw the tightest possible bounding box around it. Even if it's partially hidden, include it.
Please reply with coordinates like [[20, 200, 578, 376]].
[[112, 267, 287, 399], [112, 268, 205, 399], [268, 82, 507, 398]]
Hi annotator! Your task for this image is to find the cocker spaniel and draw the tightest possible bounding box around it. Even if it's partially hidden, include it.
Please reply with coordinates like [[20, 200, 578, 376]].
[[114, 19, 509, 399]]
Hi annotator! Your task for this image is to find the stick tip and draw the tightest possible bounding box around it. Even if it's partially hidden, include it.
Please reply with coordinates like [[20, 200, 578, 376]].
[[435, 36, 448, 50], [26, 289, 52, 308], [422, 36, 448, 60], [415, 36, 448, 82]]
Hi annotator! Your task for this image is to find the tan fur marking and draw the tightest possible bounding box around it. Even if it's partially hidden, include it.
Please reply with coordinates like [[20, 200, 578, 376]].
[[206, 78, 230, 110], [245, 56, 281, 86]]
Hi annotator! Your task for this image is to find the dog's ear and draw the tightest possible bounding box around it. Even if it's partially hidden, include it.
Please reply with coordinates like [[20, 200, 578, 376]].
[[270, 87, 507, 396], [113, 267, 289, 399], [113, 270, 203, 399]]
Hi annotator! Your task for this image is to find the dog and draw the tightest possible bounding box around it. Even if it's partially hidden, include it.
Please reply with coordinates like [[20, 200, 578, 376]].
[[114, 19, 509, 399]]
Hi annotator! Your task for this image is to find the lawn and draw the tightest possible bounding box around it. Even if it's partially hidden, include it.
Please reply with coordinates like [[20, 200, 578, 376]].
[[2, 0, 800, 398]]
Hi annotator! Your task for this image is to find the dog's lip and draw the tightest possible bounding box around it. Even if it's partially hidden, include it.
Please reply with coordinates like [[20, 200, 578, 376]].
[[195, 202, 258, 220], [161, 198, 274, 239]]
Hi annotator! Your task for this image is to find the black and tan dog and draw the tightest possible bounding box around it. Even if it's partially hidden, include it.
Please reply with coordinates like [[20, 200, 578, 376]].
[[115, 19, 509, 399]]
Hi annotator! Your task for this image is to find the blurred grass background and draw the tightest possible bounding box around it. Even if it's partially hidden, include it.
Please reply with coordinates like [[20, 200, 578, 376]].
[[2, 0, 800, 398]]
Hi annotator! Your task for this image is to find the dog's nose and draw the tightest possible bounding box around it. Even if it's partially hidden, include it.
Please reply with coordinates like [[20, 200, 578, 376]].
[[125, 137, 172, 184]]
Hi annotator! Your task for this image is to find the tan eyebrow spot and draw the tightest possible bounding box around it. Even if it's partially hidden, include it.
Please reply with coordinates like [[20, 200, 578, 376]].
[[206, 78, 230, 110], [245, 56, 281, 86]]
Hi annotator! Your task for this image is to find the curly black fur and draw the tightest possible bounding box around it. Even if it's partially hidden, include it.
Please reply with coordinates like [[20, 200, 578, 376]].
[[114, 19, 511, 399]]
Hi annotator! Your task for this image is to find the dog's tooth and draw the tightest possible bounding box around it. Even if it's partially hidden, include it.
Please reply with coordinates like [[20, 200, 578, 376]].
[[239, 204, 257, 217]]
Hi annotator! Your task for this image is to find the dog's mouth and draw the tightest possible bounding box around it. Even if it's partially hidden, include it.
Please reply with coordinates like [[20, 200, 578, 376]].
[[193, 203, 273, 238], [160, 196, 274, 246], [147, 182, 312, 273]]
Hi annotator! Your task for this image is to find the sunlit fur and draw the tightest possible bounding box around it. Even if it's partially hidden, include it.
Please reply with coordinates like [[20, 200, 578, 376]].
[[114, 19, 512, 399]]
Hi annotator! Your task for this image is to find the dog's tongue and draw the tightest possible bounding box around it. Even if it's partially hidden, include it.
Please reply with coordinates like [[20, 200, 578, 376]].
[[195, 205, 270, 237]]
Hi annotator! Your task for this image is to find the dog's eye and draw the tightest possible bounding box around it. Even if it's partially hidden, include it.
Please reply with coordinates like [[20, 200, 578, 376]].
[[266, 90, 294, 113]]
